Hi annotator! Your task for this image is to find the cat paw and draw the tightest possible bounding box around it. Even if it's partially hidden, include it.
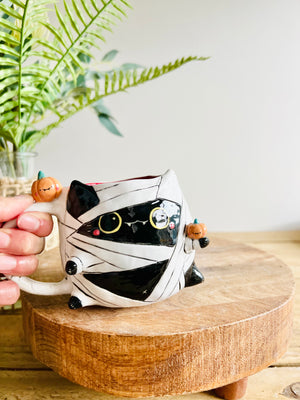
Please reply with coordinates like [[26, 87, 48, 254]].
[[199, 237, 210, 248], [184, 263, 204, 287], [65, 260, 78, 275], [68, 296, 82, 309]]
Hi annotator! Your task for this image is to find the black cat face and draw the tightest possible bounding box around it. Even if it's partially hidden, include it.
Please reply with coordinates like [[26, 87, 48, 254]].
[[77, 199, 181, 246]]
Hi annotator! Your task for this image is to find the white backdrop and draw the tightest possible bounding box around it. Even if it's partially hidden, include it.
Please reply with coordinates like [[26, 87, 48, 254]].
[[35, 0, 300, 232]]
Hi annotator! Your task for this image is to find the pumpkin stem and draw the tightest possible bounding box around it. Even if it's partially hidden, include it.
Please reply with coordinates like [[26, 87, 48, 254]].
[[38, 171, 46, 180], [194, 218, 199, 224]]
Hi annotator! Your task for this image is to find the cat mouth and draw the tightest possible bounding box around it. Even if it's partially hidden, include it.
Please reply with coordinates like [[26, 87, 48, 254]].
[[124, 220, 148, 227]]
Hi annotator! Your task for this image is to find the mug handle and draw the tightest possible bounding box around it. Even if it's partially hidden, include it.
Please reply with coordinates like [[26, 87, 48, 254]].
[[5, 196, 73, 296]]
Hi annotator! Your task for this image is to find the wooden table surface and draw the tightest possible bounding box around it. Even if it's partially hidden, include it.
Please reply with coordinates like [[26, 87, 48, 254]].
[[0, 231, 299, 400]]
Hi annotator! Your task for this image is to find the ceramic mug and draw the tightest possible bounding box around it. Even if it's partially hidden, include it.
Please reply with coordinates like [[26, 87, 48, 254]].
[[9, 170, 209, 309]]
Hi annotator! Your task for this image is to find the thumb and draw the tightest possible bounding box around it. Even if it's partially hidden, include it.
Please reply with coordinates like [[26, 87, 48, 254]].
[[17, 211, 54, 237]]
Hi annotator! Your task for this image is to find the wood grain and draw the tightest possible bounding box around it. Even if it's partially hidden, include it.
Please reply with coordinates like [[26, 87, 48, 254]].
[[1, 367, 299, 400], [21, 238, 295, 397], [0, 231, 298, 400], [0, 313, 46, 370], [245, 240, 300, 367]]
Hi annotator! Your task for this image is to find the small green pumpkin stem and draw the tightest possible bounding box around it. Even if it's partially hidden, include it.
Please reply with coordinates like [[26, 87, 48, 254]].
[[38, 171, 46, 180]]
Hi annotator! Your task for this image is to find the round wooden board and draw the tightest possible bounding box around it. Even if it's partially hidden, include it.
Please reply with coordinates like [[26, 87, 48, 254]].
[[21, 237, 295, 397]]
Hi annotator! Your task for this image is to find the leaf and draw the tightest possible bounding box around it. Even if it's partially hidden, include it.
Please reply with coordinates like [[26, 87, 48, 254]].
[[37, 39, 64, 56], [79, 35, 98, 48], [0, 30, 19, 46], [39, 21, 68, 49], [0, 16, 21, 33], [29, 50, 59, 62], [0, 110, 18, 123], [55, 5, 73, 43], [71, 0, 86, 27], [112, 3, 127, 17], [0, 44, 19, 58], [102, 49, 118, 62], [90, 0, 99, 13], [87, 30, 106, 42], [92, 98, 111, 115], [78, 51, 91, 64], [80, 0, 93, 19], [0, 3, 22, 20], [64, 0, 80, 35], [9, 0, 26, 9], [0, 58, 18, 66], [0, 89, 18, 106], [119, 0, 133, 9], [98, 113, 122, 136], [21, 129, 39, 143], [120, 62, 143, 70]]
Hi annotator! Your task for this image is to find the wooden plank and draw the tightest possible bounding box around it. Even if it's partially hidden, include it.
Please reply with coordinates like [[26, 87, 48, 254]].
[[21, 239, 294, 397], [245, 241, 300, 268], [227, 367, 300, 400], [0, 236, 299, 373], [211, 233, 300, 367], [245, 241, 300, 367], [211, 231, 300, 243], [0, 313, 48, 370], [0, 233, 298, 399], [0, 368, 299, 400]]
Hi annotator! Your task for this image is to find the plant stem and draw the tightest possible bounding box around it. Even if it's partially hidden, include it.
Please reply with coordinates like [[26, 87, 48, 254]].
[[5, 148, 16, 179], [17, 0, 30, 124]]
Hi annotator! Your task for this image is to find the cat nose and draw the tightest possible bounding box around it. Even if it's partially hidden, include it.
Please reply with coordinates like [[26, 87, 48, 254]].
[[65, 257, 83, 275]]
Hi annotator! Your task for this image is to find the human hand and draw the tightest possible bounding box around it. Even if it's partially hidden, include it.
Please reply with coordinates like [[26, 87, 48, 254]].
[[0, 195, 53, 306]]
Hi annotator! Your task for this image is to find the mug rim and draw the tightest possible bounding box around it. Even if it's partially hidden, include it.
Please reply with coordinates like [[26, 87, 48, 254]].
[[86, 174, 159, 186]]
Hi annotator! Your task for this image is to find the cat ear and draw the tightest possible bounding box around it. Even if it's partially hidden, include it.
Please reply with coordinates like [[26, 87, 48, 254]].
[[67, 180, 99, 219]]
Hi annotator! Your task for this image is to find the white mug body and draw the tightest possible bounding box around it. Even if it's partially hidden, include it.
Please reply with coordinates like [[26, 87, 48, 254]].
[[9, 170, 204, 309]]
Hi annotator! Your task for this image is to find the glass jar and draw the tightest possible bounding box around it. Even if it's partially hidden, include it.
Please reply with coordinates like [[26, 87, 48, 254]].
[[0, 151, 37, 196]]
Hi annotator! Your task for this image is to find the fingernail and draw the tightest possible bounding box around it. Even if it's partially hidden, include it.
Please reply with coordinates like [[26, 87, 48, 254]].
[[0, 231, 10, 248], [18, 214, 40, 231], [0, 255, 16, 272]]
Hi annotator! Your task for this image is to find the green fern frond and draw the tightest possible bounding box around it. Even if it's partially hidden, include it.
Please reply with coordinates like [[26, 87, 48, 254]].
[[23, 0, 132, 129], [94, 56, 209, 98], [21, 56, 208, 149], [0, 0, 55, 143], [0, 0, 133, 148], [0, 0, 208, 152]]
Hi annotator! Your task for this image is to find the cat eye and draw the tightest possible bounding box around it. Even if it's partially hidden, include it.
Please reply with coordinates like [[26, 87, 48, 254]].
[[149, 207, 169, 230], [99, 212, 122, 234]]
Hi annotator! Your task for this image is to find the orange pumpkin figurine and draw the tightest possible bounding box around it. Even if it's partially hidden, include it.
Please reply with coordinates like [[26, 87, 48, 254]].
[[31, 171, 62, 202], [186, 219, 210, 248]]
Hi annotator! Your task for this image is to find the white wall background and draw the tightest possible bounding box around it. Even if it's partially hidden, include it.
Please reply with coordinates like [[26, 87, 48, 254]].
[[35, 0, 300, 232]]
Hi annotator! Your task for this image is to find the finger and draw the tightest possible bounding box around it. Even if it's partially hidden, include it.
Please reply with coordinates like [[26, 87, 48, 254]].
[[0, 229, 44, 256], [17, 212, 53, 237], [2, 218, 17, 229], [0, 195, 33, 223], [0, 254, 38, 275], [0, 280, 20, 306]]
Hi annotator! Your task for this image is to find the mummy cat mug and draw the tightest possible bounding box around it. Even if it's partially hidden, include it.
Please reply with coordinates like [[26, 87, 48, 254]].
[[9, 170, 209, 309]]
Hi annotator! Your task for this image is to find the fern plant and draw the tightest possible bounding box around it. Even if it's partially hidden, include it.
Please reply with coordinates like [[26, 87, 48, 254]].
[[0, 0, 208, 159]]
